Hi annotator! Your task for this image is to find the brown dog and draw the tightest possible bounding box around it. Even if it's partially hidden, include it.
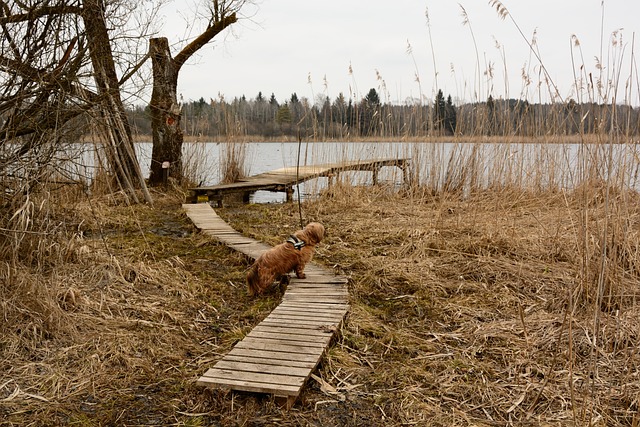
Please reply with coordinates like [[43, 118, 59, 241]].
[[246, 222, 325, 296]]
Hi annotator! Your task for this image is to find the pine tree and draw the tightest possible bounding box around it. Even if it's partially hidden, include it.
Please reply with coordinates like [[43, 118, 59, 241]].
[[433, 89, 446, 132], [365, 88, 381, 106], [445, 95, 457, 134], [486, 95, 496, 135], [276, 104, 292, 124]]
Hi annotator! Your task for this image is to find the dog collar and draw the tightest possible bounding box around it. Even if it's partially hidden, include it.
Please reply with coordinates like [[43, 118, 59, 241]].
[[286, 235, 306, 250]]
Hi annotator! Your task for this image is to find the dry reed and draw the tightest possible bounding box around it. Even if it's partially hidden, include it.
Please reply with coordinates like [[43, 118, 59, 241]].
[[220, 185, 640, 426]]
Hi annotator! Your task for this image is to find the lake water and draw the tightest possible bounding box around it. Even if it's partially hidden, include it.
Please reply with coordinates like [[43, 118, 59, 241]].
[[138, 141, 418, 203], [66, 141, 640, 203]]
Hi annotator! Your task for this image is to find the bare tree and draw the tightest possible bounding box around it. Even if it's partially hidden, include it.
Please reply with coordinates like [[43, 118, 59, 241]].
[[0, 0, 152, 208], [82, 0, 152, 203], [148, 0, 246, 186]]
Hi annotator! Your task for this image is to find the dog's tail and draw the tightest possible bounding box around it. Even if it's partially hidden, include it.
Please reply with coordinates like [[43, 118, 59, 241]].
[[246, 264, 260, 297]]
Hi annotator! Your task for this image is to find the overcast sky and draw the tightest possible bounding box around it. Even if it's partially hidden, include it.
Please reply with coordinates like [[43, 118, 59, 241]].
[[152, 0, 640, 106]]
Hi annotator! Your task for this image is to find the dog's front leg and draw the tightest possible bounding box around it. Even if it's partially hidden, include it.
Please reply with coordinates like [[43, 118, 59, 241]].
[[294, 263, 306, 279]]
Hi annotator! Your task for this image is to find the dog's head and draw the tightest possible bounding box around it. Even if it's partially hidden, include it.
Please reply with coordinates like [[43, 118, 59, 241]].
[[300, 222, 324, 245]]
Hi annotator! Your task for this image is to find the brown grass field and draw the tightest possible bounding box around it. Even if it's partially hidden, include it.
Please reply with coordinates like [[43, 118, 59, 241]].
[[1, 180, 639, 426]]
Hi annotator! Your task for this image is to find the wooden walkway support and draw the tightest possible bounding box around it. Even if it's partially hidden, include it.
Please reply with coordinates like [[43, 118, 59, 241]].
[[189, 157, 410, 206], [183, 203, 349, 408]]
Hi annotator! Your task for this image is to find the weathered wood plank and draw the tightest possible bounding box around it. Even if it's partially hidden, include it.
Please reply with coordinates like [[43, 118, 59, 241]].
[[278, 301, 349, 310], [212, 360, 311, 378], [247, 330, 333, 345], [197, 375, 301, 396], [288, 277, 348, 284], [201, 367, 306, 387], [223, 354, 318, 369], [275, 304, 348, 314], [258, 319, 341, 330], [283, 291, 349, 298], [251, 324, 335, 337], [265, 312, 346, 323], [234, 338, 326, 354], [281, 295, 349, 304], [227, 347, 320, 363], [270, 308, 347, 319]]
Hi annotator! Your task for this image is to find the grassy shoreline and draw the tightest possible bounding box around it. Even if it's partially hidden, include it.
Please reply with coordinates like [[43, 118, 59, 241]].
[[131, 133, 626, 145], [2, 184, 639, 425]]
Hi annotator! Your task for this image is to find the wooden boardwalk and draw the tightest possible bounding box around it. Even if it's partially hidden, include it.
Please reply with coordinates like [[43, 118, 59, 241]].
[[183, 203, 349, 407], [189, 157, 409, 205]]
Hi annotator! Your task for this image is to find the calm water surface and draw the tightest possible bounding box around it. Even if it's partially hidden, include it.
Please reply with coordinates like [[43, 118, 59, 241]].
[[69, 141, 640, 203], [138, 141, 416, 202]]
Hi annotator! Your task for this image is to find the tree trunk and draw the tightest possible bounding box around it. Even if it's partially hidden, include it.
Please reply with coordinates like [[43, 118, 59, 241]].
[[83, 0, 152, 204], [148, 12, 237, 187], [148, 37, 183, 186]]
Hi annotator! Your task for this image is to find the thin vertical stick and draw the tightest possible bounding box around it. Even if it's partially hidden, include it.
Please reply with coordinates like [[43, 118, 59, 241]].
[[296, 133, 304, 229]]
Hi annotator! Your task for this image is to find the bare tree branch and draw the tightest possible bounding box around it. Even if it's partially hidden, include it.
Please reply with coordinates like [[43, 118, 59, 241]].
[[0, 5, 83, 25], [173, 12, 237, 69]]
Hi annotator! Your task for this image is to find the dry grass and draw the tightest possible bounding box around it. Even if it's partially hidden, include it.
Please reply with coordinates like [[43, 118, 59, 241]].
[[0, 191, 279, 426], [221, 184, 640, 426], [219, 141, 249, 184], [1, 183, 639, 426]]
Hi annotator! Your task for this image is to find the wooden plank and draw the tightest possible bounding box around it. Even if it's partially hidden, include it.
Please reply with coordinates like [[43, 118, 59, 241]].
[[201, 367, 305, 387], [228, 347, 320, 363], [275, 304, 348, 314], [289, 278, 348, 285], [264, 311, 345, 321], [283, 291, 348, 298], [258, 311, 346, 324], [289, 277, 348, 284], [287, 276, 346, 284], [281, 292, 349, 299], [215, 237, 258, 245], [239, 336, 327, 349], [228, 242, 271, 251], [251, 324, 335, 337], [247, 330, 332, 345], [283, 290, 349, 297], [265, 312, 346, 323], [274, 309, 347, 318], [212, 360, 311, 378], [272, 303, 347, 312], [223, 354, 317, 369], [270, 307, 347, 319], [282, 295, 349, 304], [279, 301, 349, 310], [259, 319, 341, 330], [197, 375, 301, 396], [234, 338, 326, 353]]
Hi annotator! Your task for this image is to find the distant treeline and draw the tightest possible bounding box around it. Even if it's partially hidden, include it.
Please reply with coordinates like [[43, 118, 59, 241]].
[[126, 89, 640, 139]]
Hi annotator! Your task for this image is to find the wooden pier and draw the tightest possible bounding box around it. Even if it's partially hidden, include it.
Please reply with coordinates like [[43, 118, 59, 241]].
[[183, 203, 349, 408], [189, 157, 410, 206]]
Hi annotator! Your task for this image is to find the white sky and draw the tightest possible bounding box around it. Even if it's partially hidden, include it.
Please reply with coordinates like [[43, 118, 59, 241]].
[[152, 0, 640, 106]]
